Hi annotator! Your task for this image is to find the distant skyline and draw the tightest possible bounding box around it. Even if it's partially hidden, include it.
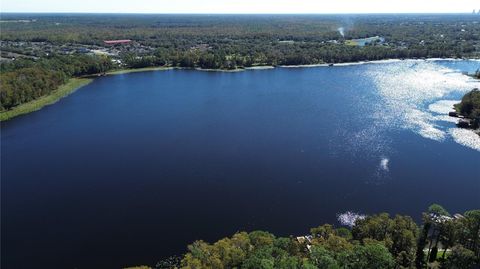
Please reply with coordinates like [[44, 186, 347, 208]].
[[1, 0, 479, 14]]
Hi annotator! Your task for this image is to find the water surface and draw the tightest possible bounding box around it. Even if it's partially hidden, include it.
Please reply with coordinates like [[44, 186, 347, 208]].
[[2, 60, 480, 268]]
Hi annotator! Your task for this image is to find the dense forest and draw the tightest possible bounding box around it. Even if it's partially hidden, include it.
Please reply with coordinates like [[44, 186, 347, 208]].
[[0, 55, 112, 110], [2, 14, 480, 62], [1, 14, 480, 113], [133, 205, 480, 269]]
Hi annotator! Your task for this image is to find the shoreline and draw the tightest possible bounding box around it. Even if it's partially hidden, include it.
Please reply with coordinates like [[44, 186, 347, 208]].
[[103, 65, 277, 75], [2, 57, 479, 121], [279, 57, 480, 68], [0, 78, 93, 121], [107, 57, 480, 74], [105, 66, 175, 75]]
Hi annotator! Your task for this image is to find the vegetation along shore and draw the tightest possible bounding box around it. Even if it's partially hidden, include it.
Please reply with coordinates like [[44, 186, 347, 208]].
[[453, 88, 480, 133], [1, 57, 479, 121], [0, 78, 92, 121], [127, 204, 480, 269], [2, 14, 480, 120], [451, 70, 480, 134]]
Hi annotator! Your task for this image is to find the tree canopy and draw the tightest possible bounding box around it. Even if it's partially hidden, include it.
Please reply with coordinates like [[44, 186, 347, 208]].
[[174, 205, 480, 269], [455, 88, 480, 128]]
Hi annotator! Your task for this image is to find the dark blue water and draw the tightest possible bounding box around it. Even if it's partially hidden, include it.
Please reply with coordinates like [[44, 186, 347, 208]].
[[2, 60, 480, 269]]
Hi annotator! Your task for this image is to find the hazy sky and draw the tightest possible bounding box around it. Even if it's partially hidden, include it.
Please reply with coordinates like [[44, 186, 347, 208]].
[[1, 0, 479, 14]]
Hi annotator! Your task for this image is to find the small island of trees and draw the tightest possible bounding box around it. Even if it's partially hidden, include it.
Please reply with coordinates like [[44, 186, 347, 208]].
[[455, 88, 480, 130]]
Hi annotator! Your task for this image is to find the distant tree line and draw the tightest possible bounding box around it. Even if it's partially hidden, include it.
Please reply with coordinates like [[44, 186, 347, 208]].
[[1, 14, 480, 111], [148, 205, 480, 269], [2, 14, 479, 68], [122, 43, 464, 71]]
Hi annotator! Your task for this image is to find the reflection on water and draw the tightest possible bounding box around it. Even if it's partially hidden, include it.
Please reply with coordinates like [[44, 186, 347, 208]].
[[330, 60, 479, 186], [449, 128, 480, 151], [380, 157, 389, 171], [367, 60, 480, 149], [337, 211, 366, 227], [1, 59, 479, 268], [428, 100, 459, 114]]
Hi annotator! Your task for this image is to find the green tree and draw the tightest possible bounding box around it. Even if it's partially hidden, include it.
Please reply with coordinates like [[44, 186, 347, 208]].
[[352, 213, 418, 268], [241, 247, 275, 269], [416, 214, 431, 268], [426, 204, 451, 263], [248, 231, 275, 248], [335, 228, 352, 240], [440, 219, 460, 260], [274, 256, 300, 269], [311, 224, 335, 239], [455, 89, 480, 128], [341, 243, 395, 269], [459, 210, 480, 258], [443, 245, 477, 269], [182, 240, 222, 269], [309, 246, 340, 269]]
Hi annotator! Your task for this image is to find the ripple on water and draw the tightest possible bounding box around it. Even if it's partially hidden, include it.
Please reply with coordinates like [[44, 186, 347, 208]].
[[380, 157, 389, 171], [329, 61, 478, 182], [434, 115, 459, 124], [428, 100, 459, 114], [404, 108, 446, 141], [367, 60, 480, 149], [449, 128, 480, 151], [337, 211, 366, 227]]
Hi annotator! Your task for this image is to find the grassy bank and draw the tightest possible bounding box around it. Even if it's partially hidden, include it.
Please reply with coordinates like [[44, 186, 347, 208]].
[[0, 66, 239, 121], [0, 78, 93, 121]]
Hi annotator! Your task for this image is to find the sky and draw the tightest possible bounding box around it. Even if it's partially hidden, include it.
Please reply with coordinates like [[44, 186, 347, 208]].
[[1, 0, 479, 14]]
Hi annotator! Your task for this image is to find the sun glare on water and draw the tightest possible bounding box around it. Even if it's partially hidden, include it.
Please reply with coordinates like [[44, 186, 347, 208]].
[[368, 60, 480, 151]]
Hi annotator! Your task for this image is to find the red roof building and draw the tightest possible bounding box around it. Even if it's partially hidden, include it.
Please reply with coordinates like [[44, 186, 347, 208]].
[[103, 39, 132, 45]]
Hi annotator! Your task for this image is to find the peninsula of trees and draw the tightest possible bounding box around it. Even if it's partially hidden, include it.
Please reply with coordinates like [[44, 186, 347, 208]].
[[455, 88, 480, 130]]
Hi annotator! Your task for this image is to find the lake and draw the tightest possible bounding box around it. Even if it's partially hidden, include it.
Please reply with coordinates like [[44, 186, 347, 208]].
[[1, 60, 480, 268]]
